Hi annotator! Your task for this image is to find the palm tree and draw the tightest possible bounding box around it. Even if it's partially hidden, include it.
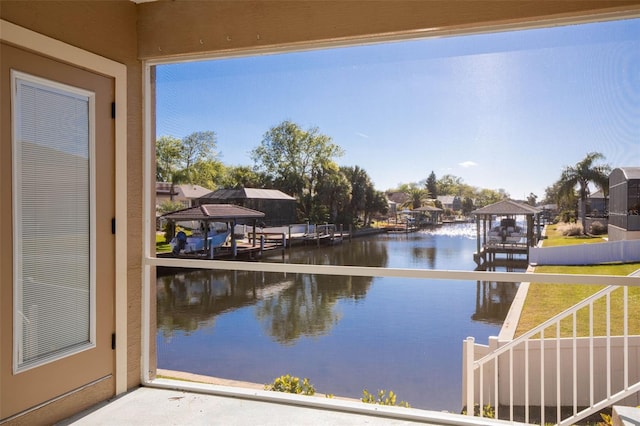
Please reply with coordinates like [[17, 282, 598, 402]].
[[558, 152, 610, 234], [398, 183, 428, 210]]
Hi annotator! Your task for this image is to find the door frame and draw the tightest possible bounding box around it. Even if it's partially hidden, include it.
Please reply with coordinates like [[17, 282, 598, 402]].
[[0, 19, 128, 395]]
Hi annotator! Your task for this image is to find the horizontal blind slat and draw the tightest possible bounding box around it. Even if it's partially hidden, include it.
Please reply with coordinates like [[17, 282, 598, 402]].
[[15, 75, 92, 368]]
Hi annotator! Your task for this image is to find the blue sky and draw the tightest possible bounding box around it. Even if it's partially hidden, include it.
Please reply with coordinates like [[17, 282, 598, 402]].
[[156, 18, 639, 200]]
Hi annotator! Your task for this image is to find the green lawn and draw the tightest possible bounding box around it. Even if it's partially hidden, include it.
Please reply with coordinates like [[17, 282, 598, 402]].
[[156, 232, 171, 253], [515, 223, 640, 338], [540, 222, 607, 246]]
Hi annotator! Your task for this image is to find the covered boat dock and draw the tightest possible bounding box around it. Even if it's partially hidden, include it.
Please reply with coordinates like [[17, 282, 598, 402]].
[[413, 205, 444, 227], [162, 204, 269, 259], [472, 199, 542, 267]]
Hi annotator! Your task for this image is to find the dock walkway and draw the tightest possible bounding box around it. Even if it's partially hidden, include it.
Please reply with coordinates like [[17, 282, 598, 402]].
[[474, 242, 529, 266]]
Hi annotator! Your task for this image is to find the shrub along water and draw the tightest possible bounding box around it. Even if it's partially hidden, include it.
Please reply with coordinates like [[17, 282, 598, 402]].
[[265, 375, 411, 407]]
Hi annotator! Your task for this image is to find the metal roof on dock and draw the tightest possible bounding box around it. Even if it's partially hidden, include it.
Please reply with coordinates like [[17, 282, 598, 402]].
[[161, 204, 265, 221], [472, 199, 540, 216], [201, 188, 295, 200]]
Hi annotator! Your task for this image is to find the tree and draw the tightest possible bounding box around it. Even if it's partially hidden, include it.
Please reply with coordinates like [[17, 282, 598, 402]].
[[474, 188, 507, 208], [219, 165, 272, 189], [188, 159, 225, 189], [156, 131, 219, 190], [436, 174, 463, 196], [426, 171, 438, 199], [251, 121, 344, 220], [157, 199, 185, 215], [156, 135, 182, 182], [543, 180, 576, 212], [181, 131, 217, 181], [557, 152, 610, 234], [399, 183, 428, 209], [341, 166, 370, 224], [315, 165, 351, 224], [461, 197, 474, 215], [339, 166, 386, 227], [364, 188, 389, 226], [526, 193, 538, 207]]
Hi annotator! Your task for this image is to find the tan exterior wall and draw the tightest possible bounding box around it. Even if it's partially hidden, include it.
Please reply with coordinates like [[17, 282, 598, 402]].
[[137, 1, 640, 60], [1, 379, 114, 426], [1, 1, 141, 424], [2, 0, 640, 424]]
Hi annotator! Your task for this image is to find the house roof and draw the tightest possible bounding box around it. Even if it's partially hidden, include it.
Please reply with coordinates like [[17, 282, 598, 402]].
[[414, 205, 443, 212], [437, 195, 459, 205], [178, 184, 212, 199], [589, 189, 607, 199], [201, 188, 295, 201], [615, 167, 640, 180], [386, 191, 408, 204], [161, 204, 265, 221], [156, 182, 177, 195], [155, 182, 212, 198], [472, 199, 540, 216]]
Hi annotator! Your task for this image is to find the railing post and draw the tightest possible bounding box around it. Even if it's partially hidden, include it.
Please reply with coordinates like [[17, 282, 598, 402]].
[[463, 336, 475, 415]]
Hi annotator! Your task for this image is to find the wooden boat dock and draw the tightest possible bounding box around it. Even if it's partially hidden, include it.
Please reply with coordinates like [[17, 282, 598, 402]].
[[474, 242, 529, 266], [159, 222, 351, 261], [471, 199, 543, 267]]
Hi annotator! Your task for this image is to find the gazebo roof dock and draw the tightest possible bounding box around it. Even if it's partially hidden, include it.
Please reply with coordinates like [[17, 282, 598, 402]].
[[472, 199, 542, 268], [161, 204, 268, 259]]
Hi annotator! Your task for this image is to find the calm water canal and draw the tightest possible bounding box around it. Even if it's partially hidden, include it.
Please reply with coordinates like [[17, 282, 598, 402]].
[[156, 223, 522, 412]]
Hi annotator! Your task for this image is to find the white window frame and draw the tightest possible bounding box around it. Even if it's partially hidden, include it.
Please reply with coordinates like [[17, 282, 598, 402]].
[[141, 14, 640, 420], [12, 70, 97, 373]]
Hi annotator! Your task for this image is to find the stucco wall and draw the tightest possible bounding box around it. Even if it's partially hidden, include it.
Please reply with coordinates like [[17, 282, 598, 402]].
[[0, 2, 143, 423], [2, 0, 640, 423]]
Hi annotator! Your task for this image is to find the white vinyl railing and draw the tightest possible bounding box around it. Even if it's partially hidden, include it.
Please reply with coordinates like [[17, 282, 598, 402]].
[[463, 269, 640, 425]]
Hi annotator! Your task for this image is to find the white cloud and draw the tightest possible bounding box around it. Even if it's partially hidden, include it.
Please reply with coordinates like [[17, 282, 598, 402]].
[[459, 161, 478, 168], [355, 132, 370, 139]]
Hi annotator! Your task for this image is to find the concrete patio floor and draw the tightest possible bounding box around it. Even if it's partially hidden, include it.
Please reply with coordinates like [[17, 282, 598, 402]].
[[57, 386, 437, 425], [55, 381, 521, 426]]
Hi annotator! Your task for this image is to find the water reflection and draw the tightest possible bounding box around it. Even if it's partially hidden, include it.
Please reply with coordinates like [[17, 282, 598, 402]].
[[472, 281, 520, 325], [158, 269, 286, 336], [157, 269, 374, 343], [158, 224, 522, 340], [156, 224, 524, 410], [473, 258, 527, 324], [264, 233, 389, 267], [256, 274, 373, 344], [411, 246, 436, 268]]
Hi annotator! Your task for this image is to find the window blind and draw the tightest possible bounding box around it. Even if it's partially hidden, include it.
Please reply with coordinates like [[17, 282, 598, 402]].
[[13, 72, 95, 370]]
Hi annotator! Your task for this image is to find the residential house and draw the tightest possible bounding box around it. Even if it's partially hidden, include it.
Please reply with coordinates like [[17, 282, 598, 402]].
[[198, 188, 296, 226], [539, 203, 558, 224], [385, 191, 407, 220], [437, 195, 462, 212], [2, 2, 639, 424], [156, 182, 212, 210], [586, 189, 608, 218]]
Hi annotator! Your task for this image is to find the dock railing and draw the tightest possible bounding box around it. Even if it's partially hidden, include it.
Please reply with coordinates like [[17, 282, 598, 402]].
[[463, 269, 640, 425]]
